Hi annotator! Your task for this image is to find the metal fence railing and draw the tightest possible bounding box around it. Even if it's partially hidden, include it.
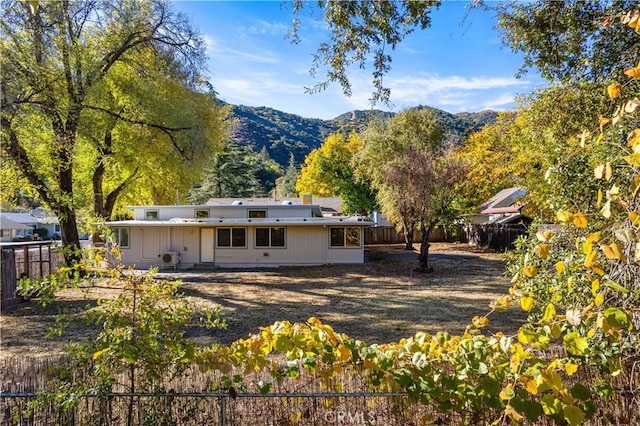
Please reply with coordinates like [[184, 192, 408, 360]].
[[1, 391, 426, 426]]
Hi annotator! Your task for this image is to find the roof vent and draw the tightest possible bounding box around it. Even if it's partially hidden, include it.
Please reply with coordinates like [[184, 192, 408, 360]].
[[232, 200, 243, 206]]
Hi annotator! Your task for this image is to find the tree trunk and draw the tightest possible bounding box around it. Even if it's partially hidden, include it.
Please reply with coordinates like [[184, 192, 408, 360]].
[[58, 206, 83, 268], [402, 220, 415, 250], [418, 224, 434, 272]]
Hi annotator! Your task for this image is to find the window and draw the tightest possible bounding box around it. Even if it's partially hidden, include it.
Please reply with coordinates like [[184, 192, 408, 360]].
[[248, 210, 267, 218], [145, 210, 159, 220], [330, 227, 361, 248], [112, 227, 130, 248], [217, 228, 246, 248], [195, 209, 209, 219], [255, 227, 285, 247], [54, 224, 61, 232]]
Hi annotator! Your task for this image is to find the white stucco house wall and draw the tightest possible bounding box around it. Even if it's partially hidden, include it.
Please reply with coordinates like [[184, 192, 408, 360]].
[[104, 202, 372, 269]]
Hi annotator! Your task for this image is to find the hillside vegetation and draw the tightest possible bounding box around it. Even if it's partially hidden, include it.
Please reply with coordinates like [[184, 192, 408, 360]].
[[229, 104, 498, 167]]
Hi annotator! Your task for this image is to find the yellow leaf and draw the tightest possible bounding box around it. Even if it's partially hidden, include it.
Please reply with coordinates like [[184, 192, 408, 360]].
[[584, 249, 597, 268], [607, 83, 620, 99], [577, 129, 591, 147], [500, 383, 515, 400], [597, 188, 603, 207], [472, 315, 489, 328], [520, 296, 535, 312], [93, 347, 110, 360], [572, 212, 588, 229], [523, 265, 538, 278], [525, 378, 539, 395], [536, 230, 553, 242], [535, 243, 551, 258], [605, 163, 612, 181], [623, 153, 640, 166], [591, 279, 600, 296], [564, 361, 578, 375], [602, 242, 626, 261], [627, 129, 640, 147], [595, 292, 604, 307], [555, 261, 565, 274], [557, 211, 573, 223], [599, 115, 611, 132], [624, 65, 640, 79]]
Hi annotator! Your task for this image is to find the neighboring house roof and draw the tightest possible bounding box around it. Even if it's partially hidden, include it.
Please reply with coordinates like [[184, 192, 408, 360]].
[[0, 216, 32, 230], [1, 211, 58, 225], [478, 187, 526, 214]]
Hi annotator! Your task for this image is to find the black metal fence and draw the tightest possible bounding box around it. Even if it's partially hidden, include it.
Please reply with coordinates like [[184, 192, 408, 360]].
[[1, 391, 427, 426]]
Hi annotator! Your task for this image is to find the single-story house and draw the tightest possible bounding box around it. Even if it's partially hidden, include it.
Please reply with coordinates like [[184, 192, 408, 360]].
[[104, 202, 372, 269], [0, 216, 32, 242], [0, 210, 61, 240], [468, 187, 531, 225]]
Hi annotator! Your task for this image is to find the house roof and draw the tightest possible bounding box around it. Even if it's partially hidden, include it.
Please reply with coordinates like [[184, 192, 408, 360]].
[[107, 216, 372, 227], [205, 197, 344, 214], [0, 216, 32, 230], [479, 187, 526, 214]]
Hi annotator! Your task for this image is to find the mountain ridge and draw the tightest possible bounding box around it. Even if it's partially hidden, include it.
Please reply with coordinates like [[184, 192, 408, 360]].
[[228, 104, 498, 167]]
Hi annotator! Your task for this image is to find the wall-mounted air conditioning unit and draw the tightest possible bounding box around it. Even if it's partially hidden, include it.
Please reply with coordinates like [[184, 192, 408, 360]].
[[161, 251, 180, 270]]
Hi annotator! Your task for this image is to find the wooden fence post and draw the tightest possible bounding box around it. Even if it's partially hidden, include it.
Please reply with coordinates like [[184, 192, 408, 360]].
[[1, 249, 18, 309]]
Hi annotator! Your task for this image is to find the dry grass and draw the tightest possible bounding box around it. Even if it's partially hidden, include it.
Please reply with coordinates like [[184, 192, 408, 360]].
[[0, 243, 526, 359]]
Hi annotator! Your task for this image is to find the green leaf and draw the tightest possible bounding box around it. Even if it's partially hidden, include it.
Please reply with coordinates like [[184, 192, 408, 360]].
[[604, 280, 629, 293], [571, 383, 591, 401], [257, 380, 272, 395], [563, 405, 585, 426], [563, 332, 589, 356], [273, 335, 292, 352], [604, 307, 631, 329], [511, 397, 543, 422], [541, 394, 561, 415]]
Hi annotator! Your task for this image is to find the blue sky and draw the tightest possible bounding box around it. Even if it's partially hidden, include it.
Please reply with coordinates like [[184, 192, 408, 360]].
[[172, 1, 547, 120]]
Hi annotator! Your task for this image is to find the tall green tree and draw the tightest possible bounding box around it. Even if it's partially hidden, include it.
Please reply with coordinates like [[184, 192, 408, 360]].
[[357, 108, 465, 262], [296, 132, 376, 215], [277, 154, 299, 198], [495, 0, 640, 83], [1, 0, 227, 265], [187, 141, 281, 203]]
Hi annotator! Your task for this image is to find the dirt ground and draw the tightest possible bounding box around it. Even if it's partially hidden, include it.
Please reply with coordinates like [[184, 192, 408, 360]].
[[0, 243, 527, 360]]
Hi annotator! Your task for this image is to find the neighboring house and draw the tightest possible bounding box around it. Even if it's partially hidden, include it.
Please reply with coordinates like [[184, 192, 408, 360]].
[[0, 210, 61, 240], [0, 217, 32, 242], [468, 187, 531, 225], [104, 202, 372, 269]]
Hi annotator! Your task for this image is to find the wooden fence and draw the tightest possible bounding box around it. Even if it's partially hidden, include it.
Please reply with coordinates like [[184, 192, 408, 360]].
[[364, 225, 466, 245], [1, 242, 62, 309], [464, 223, 529, 252]]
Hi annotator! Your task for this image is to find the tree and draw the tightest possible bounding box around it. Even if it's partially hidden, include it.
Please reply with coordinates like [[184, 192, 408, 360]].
[[277, 154, 299, 198], [381, 148, 465, 270], [296, 132, 377, 215], [456, 83, 610, 219], [495, 0, 640, 83], [1, 0, 227, 266], [357, 108, 459, 254], [188, 141, 261, 203], [289, 0, 441, 104]]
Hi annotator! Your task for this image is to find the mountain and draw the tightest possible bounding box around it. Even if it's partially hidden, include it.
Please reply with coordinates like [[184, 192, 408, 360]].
[[228, 104, 498, 167]]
